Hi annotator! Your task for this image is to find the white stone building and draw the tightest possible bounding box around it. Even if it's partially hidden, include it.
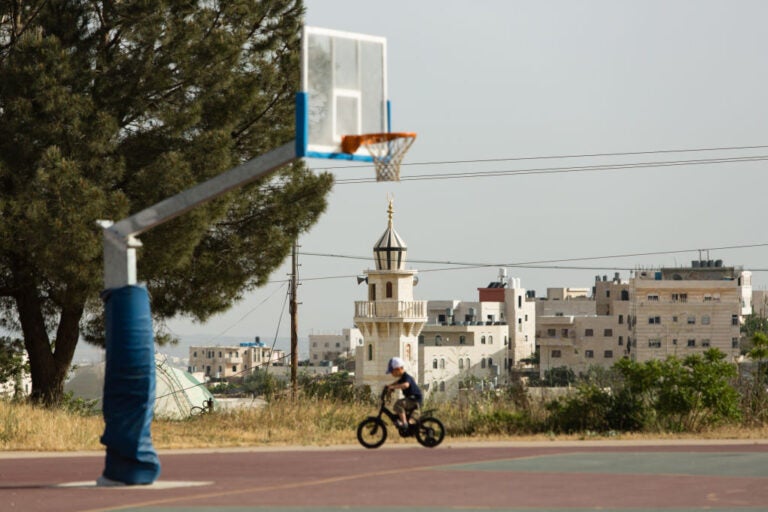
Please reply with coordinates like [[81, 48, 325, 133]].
[[308, 328, 363, 365], [188, 338, 286, 382], [537, 262, 752, 378]]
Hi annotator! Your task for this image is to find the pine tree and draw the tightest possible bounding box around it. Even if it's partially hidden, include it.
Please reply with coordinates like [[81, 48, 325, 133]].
[[0, 0, 332, 405]]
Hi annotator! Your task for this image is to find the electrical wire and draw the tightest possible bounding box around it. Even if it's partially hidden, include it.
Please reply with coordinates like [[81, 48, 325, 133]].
[[333, 154, 768, 184], [308, 143, 768, 171]]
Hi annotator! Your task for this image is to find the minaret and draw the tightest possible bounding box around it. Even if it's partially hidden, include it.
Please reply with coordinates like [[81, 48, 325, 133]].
[[354, 199, 427, 391]]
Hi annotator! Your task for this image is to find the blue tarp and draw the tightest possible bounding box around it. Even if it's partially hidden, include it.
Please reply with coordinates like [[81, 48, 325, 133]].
[[100, 285, 161, 485]]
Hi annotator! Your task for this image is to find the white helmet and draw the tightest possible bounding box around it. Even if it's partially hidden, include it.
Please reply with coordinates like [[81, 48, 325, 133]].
[[385, 357, 405, 374]]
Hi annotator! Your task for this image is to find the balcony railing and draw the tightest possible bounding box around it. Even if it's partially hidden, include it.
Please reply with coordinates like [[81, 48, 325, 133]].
[[354, 300, 427, 320]]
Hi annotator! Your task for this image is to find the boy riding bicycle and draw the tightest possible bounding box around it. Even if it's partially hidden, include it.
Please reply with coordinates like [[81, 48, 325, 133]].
[[385, 357, 423, 431]]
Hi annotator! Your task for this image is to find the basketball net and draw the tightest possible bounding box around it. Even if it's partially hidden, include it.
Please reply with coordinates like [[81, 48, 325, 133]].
[[341, 132, 417, 182]]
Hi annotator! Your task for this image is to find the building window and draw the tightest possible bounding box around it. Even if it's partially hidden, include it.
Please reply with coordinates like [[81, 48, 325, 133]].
[[435, 335, 442, 345], [585, 329, 594, 337], [551, 350, 562, 358], [606, 290, 610, 298], [547, 328, 556, 337], [649, 339, 662, 348], [732, 338, 740, 348], [504, 336, 508, 346], [193, 351, 197, 357], [647, 294, 659, 302], [481, 359, 486, 369], [466, 357, 470, 369], [672, 293, 688, 303], [618, 315, 624, 325], [418, 335, 425, 345], [672, 316, 678, 323], [481, 336, 486, 344], [618, 336, 623, 346], [672, 339, 678, 345], [459, 335, 466, 345], [687, 339, 696, 347], [604, 328, 613, 336], [367, 344, 373, 361], [489, 336, 493, 344], [232, 366, 237, 372], [604, 350, 613, 358], [368, 283, 376, 300], [649, 316, 661, 324], [439, 381, 445, 392], [732, 315, 739, 326], [440, 358, 445, 369], [386, 281, 393, 298], [432, 358, 438, 369], [687, 316, 696, 325], [561, 328, 569, 337], [585, 350, 594, 358], [702, 315, 710, 325], [458, 358, 464, 370], [702, 339, 711, 347]]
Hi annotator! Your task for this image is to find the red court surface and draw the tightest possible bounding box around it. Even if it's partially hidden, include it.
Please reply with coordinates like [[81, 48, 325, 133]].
[[2, 439, 768, 511]]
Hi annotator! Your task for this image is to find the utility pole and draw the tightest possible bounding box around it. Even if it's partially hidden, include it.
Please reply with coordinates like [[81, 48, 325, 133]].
[[289, 238, 299, 400]]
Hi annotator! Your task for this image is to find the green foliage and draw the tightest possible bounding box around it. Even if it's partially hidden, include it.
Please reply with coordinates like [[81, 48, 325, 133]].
[[0, 337, 28, 395], [242, 370, 287, 402], [0, 0, 334, 404], [545, 350, 741, 434], [61, 391, 100, 417], [298, 372, 371, 403], [543, 366, 576, 386], [741, 314, 768, 340]]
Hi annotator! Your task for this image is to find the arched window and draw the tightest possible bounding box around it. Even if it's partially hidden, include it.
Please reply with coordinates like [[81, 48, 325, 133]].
[[439, 381, 445, 392], [386, 281, 393, 298], [440, 358, 445, 369], [405, 344, 412, 361], [432, 358, 438, 369], [489, 336, 493, 344], [481, 359, 487, 369], [459, 358, 464, 369], [459, 335, 466, 345], [481, 336, 486, 344], [435, 335, 442, 345], [418, 334, 425, 345], [367, 344, 373, 361], [466, 357, 470, 369], [488, 357, 493, 367]]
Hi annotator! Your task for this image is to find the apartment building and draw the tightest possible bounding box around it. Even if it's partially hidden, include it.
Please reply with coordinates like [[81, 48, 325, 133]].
[[308, 328, 363, 364], [630, 262, 750, 362], [188, 338, 286, 381], [537, 262, 752, 378], [419, 323, 509, 398]]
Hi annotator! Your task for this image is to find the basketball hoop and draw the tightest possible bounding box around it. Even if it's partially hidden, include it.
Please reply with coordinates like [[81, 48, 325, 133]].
[[341, 132, 417, 182]]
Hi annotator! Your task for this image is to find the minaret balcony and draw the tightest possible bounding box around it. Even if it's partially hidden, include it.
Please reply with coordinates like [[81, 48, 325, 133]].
[[354, 300, 427, 320]]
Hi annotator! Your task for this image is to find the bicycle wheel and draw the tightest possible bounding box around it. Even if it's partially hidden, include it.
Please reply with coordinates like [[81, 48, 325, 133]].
[[415, 417, 445, 448], [356, 417, 387, 449], [190, 406, 205, 416]]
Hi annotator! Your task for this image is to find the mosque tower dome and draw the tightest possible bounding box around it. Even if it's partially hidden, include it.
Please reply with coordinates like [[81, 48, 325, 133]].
[[373, 200, 407, 271]]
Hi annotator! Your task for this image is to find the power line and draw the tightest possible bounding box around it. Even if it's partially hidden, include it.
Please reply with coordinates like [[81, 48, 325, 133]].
[[333, 154, 768, 184], [300, 242, 768, 269], [308, 142, 768, 171]]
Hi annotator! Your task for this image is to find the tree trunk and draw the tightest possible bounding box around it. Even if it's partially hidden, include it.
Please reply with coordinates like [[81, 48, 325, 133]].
[[16, 286, 83, 406]]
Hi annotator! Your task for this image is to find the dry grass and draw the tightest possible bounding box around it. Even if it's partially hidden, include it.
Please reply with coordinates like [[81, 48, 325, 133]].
[[2, 399, 768, 453]]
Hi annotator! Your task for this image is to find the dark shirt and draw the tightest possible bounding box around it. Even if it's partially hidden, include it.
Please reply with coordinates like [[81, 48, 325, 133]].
[[396, 372, 423, 405]]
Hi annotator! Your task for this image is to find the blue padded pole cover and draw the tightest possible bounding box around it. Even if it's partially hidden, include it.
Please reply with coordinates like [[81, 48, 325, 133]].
[[100, 285, 161, 484]]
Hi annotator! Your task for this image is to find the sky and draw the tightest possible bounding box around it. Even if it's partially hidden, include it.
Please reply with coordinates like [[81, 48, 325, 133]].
[[159, 0, 768, 355]]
